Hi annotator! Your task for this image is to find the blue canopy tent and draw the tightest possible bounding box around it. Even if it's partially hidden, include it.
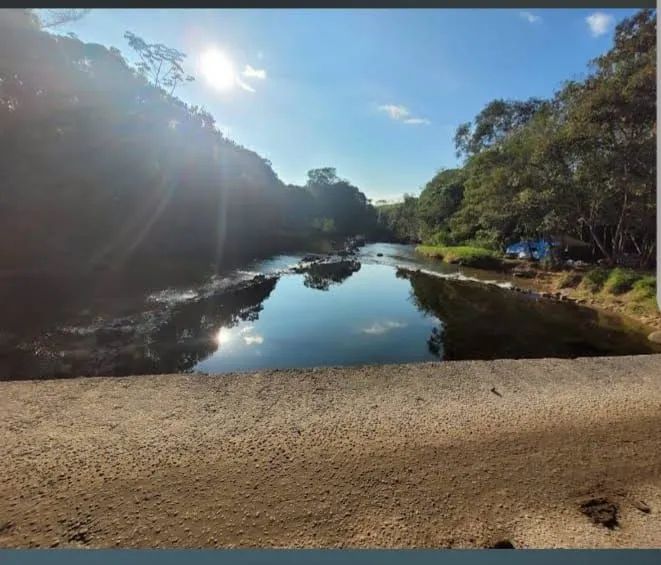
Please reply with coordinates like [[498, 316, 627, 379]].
[[505, 238, 555, 261]]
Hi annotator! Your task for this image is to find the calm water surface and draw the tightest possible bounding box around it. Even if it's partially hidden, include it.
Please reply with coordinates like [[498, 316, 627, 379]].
[[1, 243, 659, 379]]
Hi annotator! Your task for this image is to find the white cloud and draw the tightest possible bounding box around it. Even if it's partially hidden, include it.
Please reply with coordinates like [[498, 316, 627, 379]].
[[243, 64, 266, 80], [378, 104, 430, 126], [586, 12, 615, 37], [519, 11, 541, 24], [379, 104, 410, 120]]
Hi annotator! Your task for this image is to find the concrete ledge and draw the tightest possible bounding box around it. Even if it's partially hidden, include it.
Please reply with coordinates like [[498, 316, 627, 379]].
[[1, 355, 661, 548]]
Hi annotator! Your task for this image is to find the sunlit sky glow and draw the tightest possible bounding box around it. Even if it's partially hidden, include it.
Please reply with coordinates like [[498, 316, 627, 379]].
[[61, 9, 635, 202]]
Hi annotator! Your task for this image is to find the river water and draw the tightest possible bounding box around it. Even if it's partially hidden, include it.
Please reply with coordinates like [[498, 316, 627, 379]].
[[1, 243, 659, 379]]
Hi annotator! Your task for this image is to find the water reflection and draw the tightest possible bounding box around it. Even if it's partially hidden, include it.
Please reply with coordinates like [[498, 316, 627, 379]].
[[403, 269, 660, 360], [301, 259, 362, 291], [1, 244, 659, 380], [1, 276, 278, 379]]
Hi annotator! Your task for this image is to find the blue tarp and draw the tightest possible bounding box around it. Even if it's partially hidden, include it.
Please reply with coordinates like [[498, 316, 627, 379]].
[[505, 239, 556, 261]]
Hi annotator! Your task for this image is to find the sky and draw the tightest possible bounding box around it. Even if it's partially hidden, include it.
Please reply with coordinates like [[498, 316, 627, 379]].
[[60, 8, 638, 202]]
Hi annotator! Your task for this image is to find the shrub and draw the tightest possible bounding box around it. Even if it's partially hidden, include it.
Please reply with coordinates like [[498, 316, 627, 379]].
[[631, 275, 656, 302], [426, 229, 455, 247], [604, 268, 642, 295], [582, 268, 610, 292]]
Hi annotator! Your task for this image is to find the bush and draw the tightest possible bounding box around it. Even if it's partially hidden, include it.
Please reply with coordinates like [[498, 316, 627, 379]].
[[581, 268, 610, 292], [426, 229, 455, 247], [604, 268, 643, 295], [631, 275, 656, 302], [416, 245, 503, 270]]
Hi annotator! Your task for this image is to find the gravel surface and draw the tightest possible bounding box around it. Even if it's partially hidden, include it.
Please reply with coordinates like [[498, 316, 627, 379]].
[[1, 355, 660, 548]]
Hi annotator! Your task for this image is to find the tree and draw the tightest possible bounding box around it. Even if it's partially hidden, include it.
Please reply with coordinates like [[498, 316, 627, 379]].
[[417, 168, 465, 241], [454, 98, 546, 158], [124, 31, 194, 95], [551, 8, 656, 265], [304, 168, 377, 236]]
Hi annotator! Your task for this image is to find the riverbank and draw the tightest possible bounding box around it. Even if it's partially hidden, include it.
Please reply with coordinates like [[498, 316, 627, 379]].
[[511, 269, 661, 331], [412, 246, 660, 331], [2, 355, 661, 548]]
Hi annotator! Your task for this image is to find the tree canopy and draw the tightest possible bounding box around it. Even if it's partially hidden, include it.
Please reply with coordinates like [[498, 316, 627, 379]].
[[379, 9, 656, 267], [0, 10, 377, 275]]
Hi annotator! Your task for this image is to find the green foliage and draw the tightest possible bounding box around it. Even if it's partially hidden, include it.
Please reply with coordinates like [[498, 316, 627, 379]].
[[631, 276, 656, 302], [303, 168, 377, 236], [380, 10, 656, 269], [426, 228, 456, 247], [376, 195, 421, 242], [604, 268, 643, 295], [416, 245, 503, 270], [582, 269, 611, 292], [417, 168, 465, 240]]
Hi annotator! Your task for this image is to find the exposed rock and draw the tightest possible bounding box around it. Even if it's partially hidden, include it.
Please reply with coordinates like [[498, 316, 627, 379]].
[[648, 331, 661, 344], [512, 267, 536, 278]]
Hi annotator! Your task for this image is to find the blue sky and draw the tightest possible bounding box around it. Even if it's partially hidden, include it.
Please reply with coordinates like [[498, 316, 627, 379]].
[[61, 9, 637, 202]]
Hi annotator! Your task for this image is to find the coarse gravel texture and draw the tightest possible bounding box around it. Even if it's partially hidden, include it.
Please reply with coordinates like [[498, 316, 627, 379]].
[[1, 355, 660, 549]]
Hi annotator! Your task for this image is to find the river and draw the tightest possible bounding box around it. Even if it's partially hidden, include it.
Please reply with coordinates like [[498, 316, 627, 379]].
[[1, 243, 659, 379]]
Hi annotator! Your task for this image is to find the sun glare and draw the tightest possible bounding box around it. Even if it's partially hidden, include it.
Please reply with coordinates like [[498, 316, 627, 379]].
[[216, 327, 233, 346], [199, 48, 235, 91]]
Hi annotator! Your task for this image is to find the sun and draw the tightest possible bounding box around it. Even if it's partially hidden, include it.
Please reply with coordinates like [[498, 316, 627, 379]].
[[199, 48, 235, 91]]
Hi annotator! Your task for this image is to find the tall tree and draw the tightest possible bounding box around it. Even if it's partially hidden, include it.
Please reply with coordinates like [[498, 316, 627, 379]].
[[124, 31, 194, 95]]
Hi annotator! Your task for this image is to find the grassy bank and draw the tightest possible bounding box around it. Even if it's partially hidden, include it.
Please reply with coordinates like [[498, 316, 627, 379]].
[[416, 245, 503, 270], [529, 267, 659, 328], [560, 268, 657, 315]]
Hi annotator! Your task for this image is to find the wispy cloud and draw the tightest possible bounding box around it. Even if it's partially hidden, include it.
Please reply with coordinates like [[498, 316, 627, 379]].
[[236, 77, 256, 93], [378, 104, 430, 126], [403, 117, 431, 125], [243, 64, 266, 80], [519, 11, 541, 24], [586, 12, 615, 37]]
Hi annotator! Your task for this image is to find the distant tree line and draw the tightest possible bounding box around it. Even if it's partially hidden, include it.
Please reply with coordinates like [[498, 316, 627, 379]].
[[0, 9, 378, 275], [378, 9, 656, 267]]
